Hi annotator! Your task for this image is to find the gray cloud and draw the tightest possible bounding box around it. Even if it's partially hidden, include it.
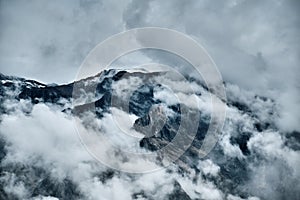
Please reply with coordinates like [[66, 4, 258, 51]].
[[0, 0, 130, 83], [0, 66, 299, 199], [0, 0, 299, 145], [122, 0, 300, 131]]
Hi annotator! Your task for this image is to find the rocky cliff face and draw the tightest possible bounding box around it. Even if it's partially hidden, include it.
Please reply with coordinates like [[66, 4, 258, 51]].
[[0, 70, 299, 200]]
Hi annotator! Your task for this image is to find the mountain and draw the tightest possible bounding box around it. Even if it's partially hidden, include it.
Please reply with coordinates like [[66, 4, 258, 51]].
[[0, 70, 299, 200]]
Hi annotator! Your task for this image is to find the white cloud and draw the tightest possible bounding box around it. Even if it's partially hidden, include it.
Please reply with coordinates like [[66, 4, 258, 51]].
[[1, 173, 28, 199], [0, 0, 130, 84], [1, 0, 299, 132], [31, 196, 59, 200], [123, 0, 300, 132], [1, 1, 300, 198], [0, 102, 186, 199], [248, 131, 300, 177], [0, 103, 94, 180], [197, 159, 220, 176]]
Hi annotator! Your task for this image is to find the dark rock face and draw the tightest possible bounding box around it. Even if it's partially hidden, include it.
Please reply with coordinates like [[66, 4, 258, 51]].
[[32, 178, 81, 199], [0, 69, 116, 104], [98, 170, 115, 184], [135, 104, 210, 167], [0, 70, 298, 200], [0, 71, 229, 199], [230, 101, 251, 114], [0, 138, 6, 162], [132, 191, 150, 200], [0, 162, 82, 200], [230, 132, 252, 156], [129, 84, 155, 117], [285, 131, 300, 151], [19, 84, 74, 103], [167, 181, 191, 200]]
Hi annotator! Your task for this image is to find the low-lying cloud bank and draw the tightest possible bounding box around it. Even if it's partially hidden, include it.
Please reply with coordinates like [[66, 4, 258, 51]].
[[0, 101, 229, 199], [0, 1, 299, 197], [0, 70, 299, 199]]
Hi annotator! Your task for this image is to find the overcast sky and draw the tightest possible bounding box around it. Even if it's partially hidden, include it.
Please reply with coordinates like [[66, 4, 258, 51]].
[[0, 0, 299, 130]]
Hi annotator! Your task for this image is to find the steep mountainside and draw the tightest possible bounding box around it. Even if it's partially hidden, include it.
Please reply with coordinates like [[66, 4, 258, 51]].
[[0, 70, 299, 200]]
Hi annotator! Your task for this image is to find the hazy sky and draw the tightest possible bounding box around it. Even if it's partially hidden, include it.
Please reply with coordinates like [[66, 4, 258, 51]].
[[0, 0, 299, 130], [0, 1, 300, 199]]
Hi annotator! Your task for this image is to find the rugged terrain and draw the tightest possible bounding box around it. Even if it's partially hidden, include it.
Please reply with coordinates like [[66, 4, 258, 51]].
[[0, 69, 299, 200]]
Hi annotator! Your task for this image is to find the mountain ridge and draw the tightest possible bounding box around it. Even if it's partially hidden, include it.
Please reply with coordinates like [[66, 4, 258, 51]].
[[0, 69, 298, 200]]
